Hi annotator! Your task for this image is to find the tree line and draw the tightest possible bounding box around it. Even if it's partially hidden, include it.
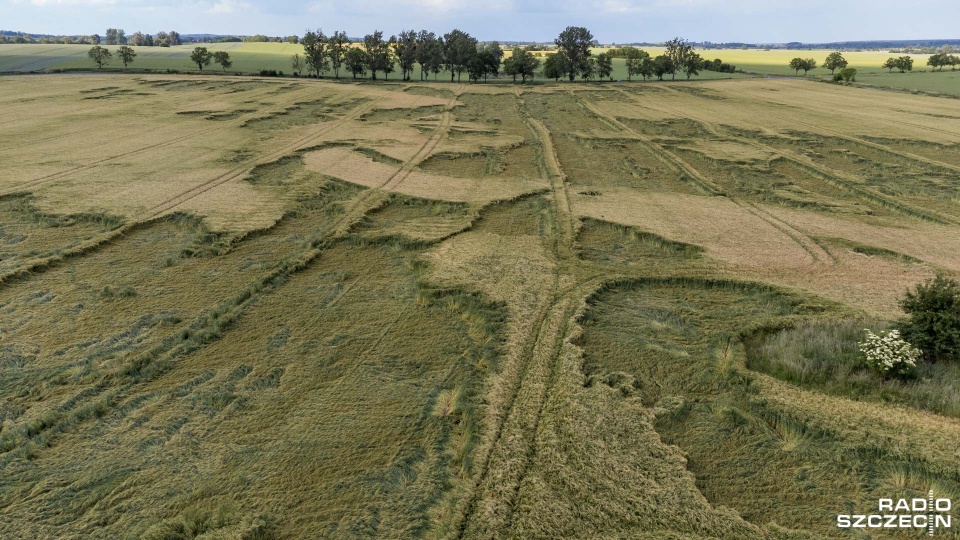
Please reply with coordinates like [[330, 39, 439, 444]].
[[86, 44, 232, 71], [790, 50, 960, 78], [81, 25, 738, 83], [288, 28, 730, 83]]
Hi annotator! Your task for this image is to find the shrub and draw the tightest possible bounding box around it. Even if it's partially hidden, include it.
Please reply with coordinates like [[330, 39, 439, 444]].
[[859, 329, 921, 379], [897, 275, 960, 363]]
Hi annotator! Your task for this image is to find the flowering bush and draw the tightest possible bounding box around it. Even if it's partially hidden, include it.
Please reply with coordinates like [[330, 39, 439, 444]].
[[858, 329, 921, 379]]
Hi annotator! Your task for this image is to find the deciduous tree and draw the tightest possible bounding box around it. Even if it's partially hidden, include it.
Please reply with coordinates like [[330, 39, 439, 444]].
[[345, 47, 367, 79], [839, 67, 856, 83], [328, 31, 348, 78], [190, 46, 212, 71], [443, 29, 477, 82], [302, 29, 330, 77], [624, 47, 650, 81], [683, 51, 703, 79], [88, 45, 112, 69], [555, 26, 595, 81], [392, 30, 418, 81], [652, 55, 673, 80], [116, 45, 136, 68], [823, 51, 847, 75], [291, 53, 304, 76], [597, 52, 613, 81], [894, 55, 913, 73], [664, 37, 694, 80], [212, 51, 232, 72], [541, 52, 565, 81], [363, 31, 392, 80]]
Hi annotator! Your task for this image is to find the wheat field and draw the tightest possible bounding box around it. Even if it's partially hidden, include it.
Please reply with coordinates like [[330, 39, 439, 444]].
[[1, 73, 959, 539]]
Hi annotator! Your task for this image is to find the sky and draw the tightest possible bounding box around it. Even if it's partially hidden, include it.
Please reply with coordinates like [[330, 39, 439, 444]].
[[2, 0, 959, 44]]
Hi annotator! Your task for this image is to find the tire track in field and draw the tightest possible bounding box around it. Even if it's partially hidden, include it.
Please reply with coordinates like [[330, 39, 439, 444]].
[[0, 85, 429, 286], [576, 91, 832, 265], [0, 84, 322, 197], [449, 89, 581, 539], [0, 87, 463, 466], [0, 80, 289, 153], [137, 93, 389, 221], [741, 84, 960, 141], [623, 89, 960, 226]]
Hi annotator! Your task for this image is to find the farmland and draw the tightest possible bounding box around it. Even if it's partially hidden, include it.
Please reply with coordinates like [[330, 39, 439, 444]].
[[2, 43, 958, 97], [2, 73, 960, 539]]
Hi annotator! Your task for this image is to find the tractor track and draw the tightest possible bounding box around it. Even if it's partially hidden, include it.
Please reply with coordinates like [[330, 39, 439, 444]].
[[575, 90, 833, 266], [449, 90, 583, 539], [631, 89, 960, 226], [0, 83, 327, 198], [0, 85, 465, 468]]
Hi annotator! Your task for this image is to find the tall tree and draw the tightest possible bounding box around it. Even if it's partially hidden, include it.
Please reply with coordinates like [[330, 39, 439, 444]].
[[928, 53, 947, 71], [639, 57, 655, 80], [105, 28, 119, 45], [129, 32, 146, 46], [168, 31, 181, 45], [596, 52, 613, 81], [823, 51, 847, 75], [581, 57, 598, 81], [882, 57, 897, 73], [664, 37, 694, 80], [415, 30, 437, 81], [91, 34, 101, 45], [429, 36, 445, 80], [485, 42, 504, 66], [554, 26, 595, 81], [894, 56, 913, 73], [291, 53, 304, 76], [541, 53, 563, 81], [116, 45, 136, 68], [345, 47, 367, 79], [467, 54, 487, 82], [683, 51, 703, 79], [328, 31, 348, 79], [789, 57, 804, 76], [801, 58, 817, 75], [190, 47, 212, 71], [363, 31, 392, 80], [302, 29, 330, 77], [212, 51, 232, 72], [512, 47, 540, 82], [652, 55, 673, 80], [88, 45, 112, 69], [624, 47, 649, 81], [392, 30, 418, 81], [155, 31, 170, 47], [443, 29, 477, 82], [479, 50, 500, 80]]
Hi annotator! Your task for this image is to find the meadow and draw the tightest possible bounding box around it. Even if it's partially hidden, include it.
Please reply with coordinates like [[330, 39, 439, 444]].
[[2, 42, 957, 96], [1, 72, 960, 539]]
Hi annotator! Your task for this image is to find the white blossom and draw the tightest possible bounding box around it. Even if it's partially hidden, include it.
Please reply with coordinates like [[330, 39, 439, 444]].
[[858, 329, 921, 377]]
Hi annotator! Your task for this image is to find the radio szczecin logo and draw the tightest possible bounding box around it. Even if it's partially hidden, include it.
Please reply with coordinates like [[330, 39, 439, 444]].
[[838, 491, 953, 534]]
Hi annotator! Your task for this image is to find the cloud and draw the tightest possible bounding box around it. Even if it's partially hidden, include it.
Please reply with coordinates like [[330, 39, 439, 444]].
[[30, 0, 118, 5], [208, 0, 251, 13]]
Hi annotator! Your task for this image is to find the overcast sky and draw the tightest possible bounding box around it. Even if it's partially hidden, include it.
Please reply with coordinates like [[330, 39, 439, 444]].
[[2, 0, 958, 43]]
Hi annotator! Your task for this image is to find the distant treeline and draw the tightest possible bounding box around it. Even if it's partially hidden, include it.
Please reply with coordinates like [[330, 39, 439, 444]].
[[283, 28, 733, 83]]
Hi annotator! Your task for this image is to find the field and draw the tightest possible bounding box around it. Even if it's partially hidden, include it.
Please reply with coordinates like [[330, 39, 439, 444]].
[[2, 43, 958, 96], [2, 73, 960, 539]]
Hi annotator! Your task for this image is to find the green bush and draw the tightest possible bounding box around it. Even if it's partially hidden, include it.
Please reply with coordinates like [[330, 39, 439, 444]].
[[897, 275, 960, 363]]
